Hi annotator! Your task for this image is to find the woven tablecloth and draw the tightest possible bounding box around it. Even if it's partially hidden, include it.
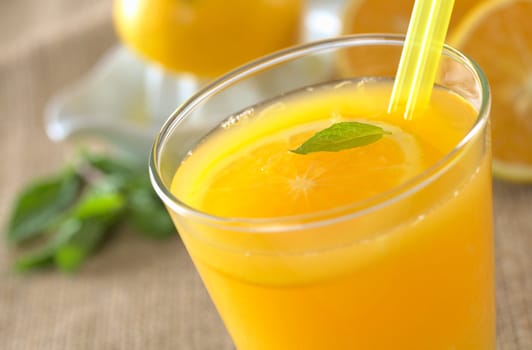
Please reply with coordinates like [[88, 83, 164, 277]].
[[0, 1, 530, 349]]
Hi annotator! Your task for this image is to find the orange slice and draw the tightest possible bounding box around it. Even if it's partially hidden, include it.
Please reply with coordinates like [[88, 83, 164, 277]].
[[171, 80, 480, 220], [450, 0, 532, 182], [185, 120, 424, 218]]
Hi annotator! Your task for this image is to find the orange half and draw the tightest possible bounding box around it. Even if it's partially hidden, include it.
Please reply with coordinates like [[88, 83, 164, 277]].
[[450, 0, 532, 182], [338, 0, 482, 79]]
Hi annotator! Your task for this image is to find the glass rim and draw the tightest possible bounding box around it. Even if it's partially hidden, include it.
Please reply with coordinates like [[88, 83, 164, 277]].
[[149, 33, 491, 233]]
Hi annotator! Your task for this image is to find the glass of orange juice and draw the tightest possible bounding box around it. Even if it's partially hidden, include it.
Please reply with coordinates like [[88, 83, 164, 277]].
[[150, 35, 494, 349]]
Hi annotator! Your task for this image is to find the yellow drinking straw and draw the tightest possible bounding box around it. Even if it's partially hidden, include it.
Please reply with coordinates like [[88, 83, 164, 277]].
[[388, 0, 455, 120]]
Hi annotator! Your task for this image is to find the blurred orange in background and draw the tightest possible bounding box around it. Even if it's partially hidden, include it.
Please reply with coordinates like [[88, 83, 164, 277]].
[[342, 0, 532, 183], [113, 0, 304, 77], [450, 0, 532, 182], [342, 0, 479, 34]]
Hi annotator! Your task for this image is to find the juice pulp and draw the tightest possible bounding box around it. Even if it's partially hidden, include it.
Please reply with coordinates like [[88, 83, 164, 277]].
[[113, 0, 303, 76], [170, 80, 494, 349]]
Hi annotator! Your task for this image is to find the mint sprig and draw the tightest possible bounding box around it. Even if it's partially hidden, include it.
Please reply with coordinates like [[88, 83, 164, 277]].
[[5, 152, 175, 273], [291, 121, 390, 155]]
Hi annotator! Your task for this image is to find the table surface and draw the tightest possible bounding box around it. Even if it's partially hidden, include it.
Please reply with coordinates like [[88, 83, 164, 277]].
[[0, 1, 531, 349]]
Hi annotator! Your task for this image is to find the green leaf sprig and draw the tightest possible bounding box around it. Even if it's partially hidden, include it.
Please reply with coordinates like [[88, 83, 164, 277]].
[[291, 121, 390, 155], [6, 152, 175, 273]]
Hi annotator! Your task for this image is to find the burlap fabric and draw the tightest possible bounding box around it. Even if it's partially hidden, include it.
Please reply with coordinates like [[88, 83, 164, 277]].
[[0, 1, 530, 349]]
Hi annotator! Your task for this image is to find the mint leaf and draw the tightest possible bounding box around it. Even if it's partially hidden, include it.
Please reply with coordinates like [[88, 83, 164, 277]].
[[52, 181, 127, 272], [14, 218, 81, 272], [6, 168, 81, 244], [84, 152, 140, 183], [14, 182, 126, 273], [72, 180, 126, 220], [128, 186, 175, 239], [291, 121, 390, 155], [14, 246, 56, 272], [53, 218, 113, 273]]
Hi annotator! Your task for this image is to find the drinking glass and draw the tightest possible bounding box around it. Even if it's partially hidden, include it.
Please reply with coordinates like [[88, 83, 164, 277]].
[[150, 35, 494, 349]]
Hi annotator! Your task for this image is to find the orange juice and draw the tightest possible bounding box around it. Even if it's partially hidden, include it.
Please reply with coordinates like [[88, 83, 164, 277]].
[[113, 0, 303, 76], [169, 79, 495, 349]]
